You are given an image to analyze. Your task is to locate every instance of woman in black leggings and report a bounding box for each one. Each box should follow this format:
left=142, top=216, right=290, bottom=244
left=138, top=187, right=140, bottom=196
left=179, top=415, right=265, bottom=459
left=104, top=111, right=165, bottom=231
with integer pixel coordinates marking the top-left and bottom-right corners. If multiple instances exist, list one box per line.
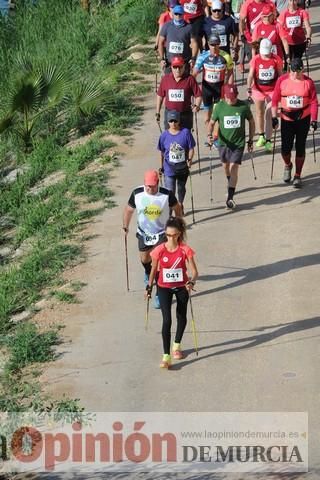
left=146, top=217, right=198, bottom=369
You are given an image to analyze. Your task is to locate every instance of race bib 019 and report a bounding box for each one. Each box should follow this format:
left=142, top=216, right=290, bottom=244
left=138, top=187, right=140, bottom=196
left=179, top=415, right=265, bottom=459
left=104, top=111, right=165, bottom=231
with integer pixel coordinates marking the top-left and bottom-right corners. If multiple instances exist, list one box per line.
left=286, top=15, right=301, bottom=28
left=168, top=89, right=185, bottom=101
left=258, top=67, right=275, bottom=81
left=224, top=115, right=241, bottom=128
left=204, top=70, right=220, bottom=83
left=143, top=232, right=160, bottom=246
left=163, top=268, right=183, bottom=283
left=169, top=150, right=186, bottom=163
left=169, top=41, right=184, bottom=54
left=184, top=2, right=197, bottom=13
left=286, top=95, right=303, bottom=109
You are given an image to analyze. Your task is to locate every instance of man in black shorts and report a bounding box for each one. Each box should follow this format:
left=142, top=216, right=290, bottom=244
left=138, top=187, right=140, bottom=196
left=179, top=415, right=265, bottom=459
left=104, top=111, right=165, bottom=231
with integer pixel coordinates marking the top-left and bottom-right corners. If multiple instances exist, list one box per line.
left=123, top=170, right=181, bottom=307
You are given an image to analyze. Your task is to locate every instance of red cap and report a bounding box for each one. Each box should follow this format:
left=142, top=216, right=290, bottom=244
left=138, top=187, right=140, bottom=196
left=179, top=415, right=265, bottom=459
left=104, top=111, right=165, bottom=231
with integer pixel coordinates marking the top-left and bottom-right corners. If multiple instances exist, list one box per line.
left=144, top=170, right=159, bottom=186
left=171, top=56, right=185, bottom=67
left=223, top=84, right=238, bottom=99
left=262, top=4, right=274, bottom=15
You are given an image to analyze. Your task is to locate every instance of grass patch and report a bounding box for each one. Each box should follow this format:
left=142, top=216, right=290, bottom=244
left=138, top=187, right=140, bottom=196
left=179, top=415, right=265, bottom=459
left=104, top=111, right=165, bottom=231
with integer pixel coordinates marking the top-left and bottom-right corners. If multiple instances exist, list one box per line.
left=50, top=290, right=78, bottom=304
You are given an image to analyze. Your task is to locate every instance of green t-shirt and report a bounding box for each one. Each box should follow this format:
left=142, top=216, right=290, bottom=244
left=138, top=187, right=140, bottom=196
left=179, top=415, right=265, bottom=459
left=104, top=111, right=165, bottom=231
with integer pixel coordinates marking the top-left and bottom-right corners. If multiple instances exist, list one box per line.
left=212, top=100, right=253, bottom=150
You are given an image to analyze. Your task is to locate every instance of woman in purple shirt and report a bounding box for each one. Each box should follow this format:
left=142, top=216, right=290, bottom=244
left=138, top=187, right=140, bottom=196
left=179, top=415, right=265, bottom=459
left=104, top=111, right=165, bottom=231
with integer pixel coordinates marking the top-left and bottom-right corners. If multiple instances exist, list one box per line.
left=157, top=110, right=196, bottom=214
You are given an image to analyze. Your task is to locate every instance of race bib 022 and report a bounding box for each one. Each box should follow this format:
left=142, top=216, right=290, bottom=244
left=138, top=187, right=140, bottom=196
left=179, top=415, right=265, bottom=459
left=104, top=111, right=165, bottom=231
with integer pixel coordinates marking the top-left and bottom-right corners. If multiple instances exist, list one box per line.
left=286, top=15, right=301, bottom=28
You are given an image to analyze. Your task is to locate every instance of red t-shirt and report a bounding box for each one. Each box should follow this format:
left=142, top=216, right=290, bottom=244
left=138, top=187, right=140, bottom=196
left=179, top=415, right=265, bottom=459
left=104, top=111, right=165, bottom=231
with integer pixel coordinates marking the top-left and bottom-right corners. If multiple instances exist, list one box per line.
left=240, top=0, right=276, bottom=42
left=180, top=0, right=205, bottom=21
left=278, top=8, right=309, bottom=45
left=250, top=54, right=283, bottom=92
left=158, top=11, right=172, bottom=27
left=151, top=242, right=195, bottom=288
left=252, top=22, right=283, bottom=58
left=157, top=73, right=202, bottom=112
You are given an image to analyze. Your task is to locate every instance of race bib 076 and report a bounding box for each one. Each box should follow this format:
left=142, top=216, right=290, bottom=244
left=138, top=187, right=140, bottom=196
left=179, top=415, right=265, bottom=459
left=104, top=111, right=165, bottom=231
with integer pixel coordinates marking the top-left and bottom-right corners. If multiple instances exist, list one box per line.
left=286, top=16, right=301, bottom=28
left=168, top=89, right=185, bottom=101
left=163, top=268, right=183, bottom=283
left=169, top=41, right=184, bottom=54
left=224, top=115, right=241, bottom=129
left=286, top=95, right=303, bottom=108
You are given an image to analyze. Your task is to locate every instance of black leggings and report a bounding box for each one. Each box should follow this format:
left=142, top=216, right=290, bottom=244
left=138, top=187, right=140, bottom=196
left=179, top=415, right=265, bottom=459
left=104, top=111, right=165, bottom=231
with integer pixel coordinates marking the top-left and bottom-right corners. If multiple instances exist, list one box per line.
left=281, top=115, right=310, bottom=156
left=158, top=286, right=189, bottom=355
left=289, top=42, right=306, bottom=60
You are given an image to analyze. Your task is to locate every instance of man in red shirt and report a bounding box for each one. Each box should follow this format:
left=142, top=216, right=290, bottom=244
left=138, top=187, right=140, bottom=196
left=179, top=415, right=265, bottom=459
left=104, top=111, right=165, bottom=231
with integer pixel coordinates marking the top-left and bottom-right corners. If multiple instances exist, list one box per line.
left=156, top=55, right=202, bottom=130
left=271, top=57, right=318, bottom=188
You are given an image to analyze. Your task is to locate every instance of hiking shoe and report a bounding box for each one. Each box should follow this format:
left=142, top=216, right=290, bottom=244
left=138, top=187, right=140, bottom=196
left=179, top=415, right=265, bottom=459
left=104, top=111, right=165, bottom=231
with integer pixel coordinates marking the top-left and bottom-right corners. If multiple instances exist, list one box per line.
left=154, top=295, right=161, bottom=309
left=293, top=175, right=302, bottom=188
left=265, top=140, right=272, bottom=152
left=256, top=135, right=266, bottom=148
left=283, top=164, right=293, bottom=183
left=144, top=273, right=149, bottom=286
left=226, top=198, right=236, bottom=209
left=172, top=349, right=184, bottom=360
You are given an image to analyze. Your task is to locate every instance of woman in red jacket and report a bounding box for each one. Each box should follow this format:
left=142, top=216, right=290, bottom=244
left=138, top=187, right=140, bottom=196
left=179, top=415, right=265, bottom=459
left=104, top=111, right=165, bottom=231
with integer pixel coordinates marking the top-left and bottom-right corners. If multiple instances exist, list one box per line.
left=278, top=0, right=312, bottom=61
left=271, top=57, right=318, bottom=188
left=146, top=216, right=198, bottom=369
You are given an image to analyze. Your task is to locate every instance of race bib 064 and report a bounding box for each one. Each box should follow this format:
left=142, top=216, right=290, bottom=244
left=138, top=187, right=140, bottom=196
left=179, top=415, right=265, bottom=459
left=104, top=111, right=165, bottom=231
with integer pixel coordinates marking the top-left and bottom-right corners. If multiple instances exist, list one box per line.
left=169, top=41, right=184, bottom=54
left=168, top=89, right=185, bottom=101
left=224, top=115, right=241, bottom=129
left=163, top=268, right=183, bottom=283
left=143, top=232, right=160, bottom=246
left=286, top=95, right=303, bottom=108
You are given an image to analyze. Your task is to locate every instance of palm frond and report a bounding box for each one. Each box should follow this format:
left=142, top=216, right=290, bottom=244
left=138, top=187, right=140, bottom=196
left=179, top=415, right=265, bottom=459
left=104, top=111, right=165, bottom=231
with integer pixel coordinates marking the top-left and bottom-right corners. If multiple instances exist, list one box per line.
left=37, top=64, right=70, bottom=108
left=73, top=79, right=107, bottom=117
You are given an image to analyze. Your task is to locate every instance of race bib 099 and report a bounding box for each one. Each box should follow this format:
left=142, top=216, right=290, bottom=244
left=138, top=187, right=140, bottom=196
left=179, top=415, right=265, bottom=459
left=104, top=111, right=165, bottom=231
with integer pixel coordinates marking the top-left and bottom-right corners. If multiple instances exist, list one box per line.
left=224, top=115, right=241, bottom=128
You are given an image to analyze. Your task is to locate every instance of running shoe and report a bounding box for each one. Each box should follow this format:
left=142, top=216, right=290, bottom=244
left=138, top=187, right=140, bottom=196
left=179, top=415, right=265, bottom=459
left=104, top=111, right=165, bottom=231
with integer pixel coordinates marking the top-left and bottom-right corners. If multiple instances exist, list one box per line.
left=226, top=198, right=236, bottom=210
left=256, top=135, right=266, bottom=148
left=154, top=295, right=161, bottom=309
left=172, top=349, right=184, bottom=360
left=160, top=355, right=171, bottom=369
left=264, top=140, right=272, bottom=152
left=293, top=175, right=302, bottom=188
left=283, top=164, right=293, bottom=183
left=144, top=273, right=149, bottom=286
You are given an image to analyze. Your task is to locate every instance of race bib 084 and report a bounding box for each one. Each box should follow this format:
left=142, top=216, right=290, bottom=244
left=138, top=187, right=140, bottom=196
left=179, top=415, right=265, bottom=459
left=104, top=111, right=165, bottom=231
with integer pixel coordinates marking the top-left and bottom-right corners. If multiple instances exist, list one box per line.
left=286, top=95, right=303, bottom=108
left=224, top=115, right=241, bottom=129
left=168, top=89, right=185, bottom=101
left=286, top=16, right=301, bottom=28
left=163, top=268, right=183, bottom=283
left=169, top=41, right=184, bottom=54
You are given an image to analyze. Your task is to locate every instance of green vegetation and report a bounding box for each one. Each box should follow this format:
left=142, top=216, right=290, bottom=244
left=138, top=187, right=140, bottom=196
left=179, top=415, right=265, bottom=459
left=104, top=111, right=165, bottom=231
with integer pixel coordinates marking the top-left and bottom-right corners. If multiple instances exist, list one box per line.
left=0, top=0, right=161, bottom=410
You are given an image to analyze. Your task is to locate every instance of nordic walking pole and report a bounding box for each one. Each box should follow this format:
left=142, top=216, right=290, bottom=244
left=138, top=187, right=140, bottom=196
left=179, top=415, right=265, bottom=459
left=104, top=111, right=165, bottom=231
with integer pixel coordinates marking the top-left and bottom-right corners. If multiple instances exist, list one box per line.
left=124, top=234, right=130, bottom=291
left=145, top=296, right=150, bottom=331
left=250, top=151, right=257, bottom=180
left=209, top=145, right=213, bottom=202
left=271, top=128, right=277, bottom=180
left=312, top=130, right=316, bottom=163
left=189, top=291, right=199, bottom=356
left=194, top=111, right=201, bottom=174
left=157, top=119, right=162, bottom=134
left=188, top=170, right=196, bottom=224
left=305, top=51, right=310, bottom=76
left=155, top=50, right=159, bottom=93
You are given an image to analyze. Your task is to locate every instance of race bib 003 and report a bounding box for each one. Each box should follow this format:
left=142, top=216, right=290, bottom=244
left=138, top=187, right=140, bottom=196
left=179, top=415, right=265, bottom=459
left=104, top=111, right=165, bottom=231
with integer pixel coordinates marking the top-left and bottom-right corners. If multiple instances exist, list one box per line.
left=224, top=115, right=241, bottom=129
left=163, top=268, right=183, bottom=283
left=184, top=2, right=197, bottom=13
left=286, top=16, right=301, bottom=28
left=169, top=41, right=184, bottom=54
left=286, top=95, right=303, bottom=108
left=169, top=149, right=186, bottom=163
left=258, top=67, right=275, bottom=81
left=168, top=89, right=185, bottom=101
left=143, top=232, right=160, bottom=246
left=204, top=70, right=220, bottom=83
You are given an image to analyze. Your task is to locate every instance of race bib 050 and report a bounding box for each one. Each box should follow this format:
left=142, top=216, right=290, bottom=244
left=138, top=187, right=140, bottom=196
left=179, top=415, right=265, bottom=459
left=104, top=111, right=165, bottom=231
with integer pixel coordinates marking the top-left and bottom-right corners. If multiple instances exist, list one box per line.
left=168, top=89, right=185, bottom=101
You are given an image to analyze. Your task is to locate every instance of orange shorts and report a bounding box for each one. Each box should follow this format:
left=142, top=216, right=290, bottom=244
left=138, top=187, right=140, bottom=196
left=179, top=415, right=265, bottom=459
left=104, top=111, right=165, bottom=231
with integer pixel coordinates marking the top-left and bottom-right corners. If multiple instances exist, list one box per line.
left=252, top=88, right=273, bottom=103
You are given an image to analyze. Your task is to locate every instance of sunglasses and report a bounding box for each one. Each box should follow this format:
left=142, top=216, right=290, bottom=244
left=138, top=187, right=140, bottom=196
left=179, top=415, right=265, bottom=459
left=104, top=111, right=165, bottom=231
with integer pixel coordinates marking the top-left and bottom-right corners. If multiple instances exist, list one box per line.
left=166, top=232, right=179, bottom=237
left=212, top=9, right=222, bottom=12
left=172, top=65, right=184, bottom=69
left=168, top=119, right=179, bottom=123
left=174, top=12, right=183, bottom=15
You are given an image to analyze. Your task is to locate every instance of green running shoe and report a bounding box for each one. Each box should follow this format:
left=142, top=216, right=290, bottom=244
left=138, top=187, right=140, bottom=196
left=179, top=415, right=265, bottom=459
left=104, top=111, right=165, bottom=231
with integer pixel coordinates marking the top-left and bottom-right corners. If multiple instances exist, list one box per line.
left=265, top=140, right=272, bottom=152
left=256, top=135, right=266, bottom=147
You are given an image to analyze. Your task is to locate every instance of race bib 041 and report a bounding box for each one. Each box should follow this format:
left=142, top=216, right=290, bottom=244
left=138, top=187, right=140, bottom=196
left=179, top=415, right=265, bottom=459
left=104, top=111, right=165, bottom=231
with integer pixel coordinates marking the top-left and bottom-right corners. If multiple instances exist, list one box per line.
left=163, top=268, right=183, bottom=283
left=224, top=115, right=241, bottom=129
left=286, top=95, right=303, bottom=109
left=169, top=41, right=184, bottom=54
left=168, top=89, right=185, bottom=101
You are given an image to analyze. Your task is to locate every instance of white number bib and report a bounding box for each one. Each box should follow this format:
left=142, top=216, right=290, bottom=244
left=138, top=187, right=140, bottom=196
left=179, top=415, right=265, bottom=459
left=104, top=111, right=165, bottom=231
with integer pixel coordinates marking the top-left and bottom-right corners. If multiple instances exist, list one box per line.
left=204, top=70, right=220, bottom=83
left=143, top=232, right=160, bottom=246
left=169, top=150, right=186, bottom=163
left=168, top=89, right=185, bottom=101
left=286, top=16, right=301, bottom=28
left=286, top=95, right=303, bottom=108
left=258, top=67, right=275, bottom=80
left=184, top=2, right=197, bottom=13
left=169, top=41, right=184, bottom=54
left=163, top=268, right=183, bottom=283
left=219, top=34, right=227, bottom=47
left=224, top=115, right=241, bottom=128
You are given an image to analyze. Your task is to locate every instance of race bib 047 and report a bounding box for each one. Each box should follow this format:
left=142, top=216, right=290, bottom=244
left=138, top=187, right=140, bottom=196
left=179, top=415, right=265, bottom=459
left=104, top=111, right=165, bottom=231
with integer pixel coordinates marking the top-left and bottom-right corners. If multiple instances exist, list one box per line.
left=169, top=150, right=186, bottom=163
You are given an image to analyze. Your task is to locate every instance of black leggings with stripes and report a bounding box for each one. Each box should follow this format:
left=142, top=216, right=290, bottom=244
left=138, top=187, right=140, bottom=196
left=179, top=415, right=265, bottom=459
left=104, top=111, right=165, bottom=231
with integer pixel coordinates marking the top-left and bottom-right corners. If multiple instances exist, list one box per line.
left=157, top=286, right=189, bottom=355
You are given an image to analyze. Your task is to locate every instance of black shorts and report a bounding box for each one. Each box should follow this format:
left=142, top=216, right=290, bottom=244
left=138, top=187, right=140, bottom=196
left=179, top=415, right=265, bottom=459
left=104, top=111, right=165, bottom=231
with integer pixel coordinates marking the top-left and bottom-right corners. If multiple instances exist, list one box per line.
left=218, top=146, right=244, bottom=165
left=202, top=81, right=223, bottom=109
left=136, top=232, right=166, bottom=252
left=189, top=15, right=204, bottom=39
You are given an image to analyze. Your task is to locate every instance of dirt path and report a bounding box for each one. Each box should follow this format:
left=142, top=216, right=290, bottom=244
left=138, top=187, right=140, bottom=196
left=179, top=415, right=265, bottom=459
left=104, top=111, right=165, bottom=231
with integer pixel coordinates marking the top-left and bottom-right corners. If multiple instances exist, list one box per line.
left=36, top=17, right=320, bottom=479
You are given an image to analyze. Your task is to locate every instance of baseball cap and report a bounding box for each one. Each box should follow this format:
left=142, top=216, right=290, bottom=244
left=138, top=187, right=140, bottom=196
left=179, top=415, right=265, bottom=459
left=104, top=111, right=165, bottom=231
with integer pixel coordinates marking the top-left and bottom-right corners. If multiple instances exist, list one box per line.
left=171, top=55, right=185, bottom=67
left=211, top=0, right=223, bottom=9
left=167, top=110, right=181, bottom=122
left=173, top=5, right=184, bottom=14
left=290, top=57, right=304, bottom=71
left=260, top=38, right=272, bottom=55
left=168, top=0, right=179, bottom=7
left=208, top=33, right=220, bottom=45
left=144, top=170, right=159, bottom=186
left=223, top=84, right=238, bottom=99
left=262, top=4, right=274, bottom=15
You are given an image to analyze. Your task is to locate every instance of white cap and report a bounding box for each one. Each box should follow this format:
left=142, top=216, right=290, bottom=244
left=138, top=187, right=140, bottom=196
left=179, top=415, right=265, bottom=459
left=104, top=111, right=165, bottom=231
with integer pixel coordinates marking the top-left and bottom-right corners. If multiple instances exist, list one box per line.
left=260, top=38, right=272, bottom=55
left=211, top=0, right=223, bottom=10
